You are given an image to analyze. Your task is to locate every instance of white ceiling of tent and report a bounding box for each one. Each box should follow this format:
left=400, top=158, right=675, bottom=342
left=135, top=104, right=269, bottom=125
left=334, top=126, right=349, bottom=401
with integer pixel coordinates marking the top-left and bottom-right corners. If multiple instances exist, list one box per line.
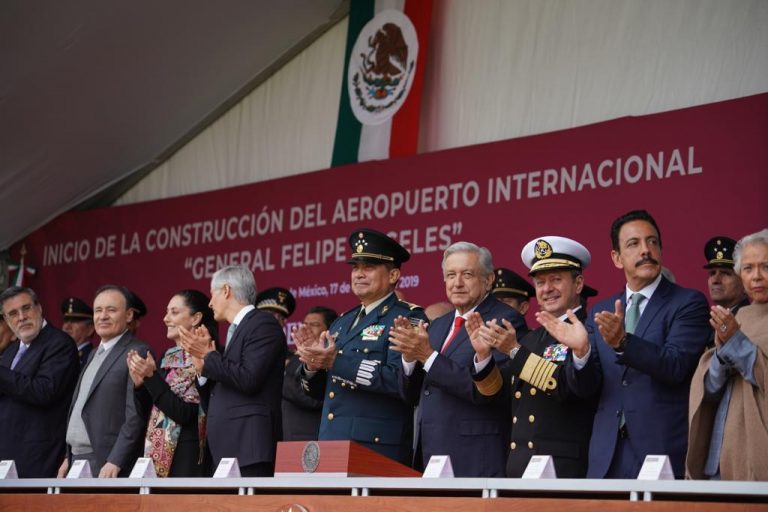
left=0, top=0, right=346, bottom=250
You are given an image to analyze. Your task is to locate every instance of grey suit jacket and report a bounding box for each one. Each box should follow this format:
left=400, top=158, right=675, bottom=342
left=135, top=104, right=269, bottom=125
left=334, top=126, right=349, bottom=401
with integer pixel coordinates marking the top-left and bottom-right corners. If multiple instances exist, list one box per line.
left=67, top=331, right=150, bottom=475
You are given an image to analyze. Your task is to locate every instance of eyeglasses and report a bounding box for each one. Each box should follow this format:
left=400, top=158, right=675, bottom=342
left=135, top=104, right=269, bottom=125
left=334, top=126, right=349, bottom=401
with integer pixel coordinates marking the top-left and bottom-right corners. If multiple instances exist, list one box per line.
left=3, top=303, right=35, bottom=321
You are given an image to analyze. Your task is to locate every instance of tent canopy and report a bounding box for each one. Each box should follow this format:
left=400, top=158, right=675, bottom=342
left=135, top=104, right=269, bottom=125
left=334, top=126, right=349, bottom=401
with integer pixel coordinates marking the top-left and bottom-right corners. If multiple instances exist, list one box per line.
left=0, top=0, right=346, bottom=250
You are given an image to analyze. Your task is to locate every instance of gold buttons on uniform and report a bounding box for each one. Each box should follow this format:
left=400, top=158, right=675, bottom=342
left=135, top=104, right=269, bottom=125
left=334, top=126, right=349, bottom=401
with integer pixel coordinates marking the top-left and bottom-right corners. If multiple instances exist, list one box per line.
left=510, top=442, right=517, bottom=450
left=329, top=392, right=335, bottom=399
left=515, top=391, right=522, bottom=399
left=363, top=348, right=369, bottom=353
left=341, top=382, right=346, bottom=387
left=530, top=388, right=537, bottom=396
left=338, top=350, right=344, bottom=355
left=528, top=441, right=534, bottom=449
left=513, top=416, right=518, bottom=424
left=529, top=415, right=535, bottom=423
left=327, top=413, right=334, bottom=420
left=374, top=437, right=380, bottom=443
left=332, top=378, right=337, bottom=384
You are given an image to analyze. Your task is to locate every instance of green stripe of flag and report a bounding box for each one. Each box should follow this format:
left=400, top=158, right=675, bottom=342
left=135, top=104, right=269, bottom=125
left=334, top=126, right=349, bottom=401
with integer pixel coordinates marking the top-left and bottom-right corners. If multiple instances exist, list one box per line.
left=331, top=0, right=375, bottom=167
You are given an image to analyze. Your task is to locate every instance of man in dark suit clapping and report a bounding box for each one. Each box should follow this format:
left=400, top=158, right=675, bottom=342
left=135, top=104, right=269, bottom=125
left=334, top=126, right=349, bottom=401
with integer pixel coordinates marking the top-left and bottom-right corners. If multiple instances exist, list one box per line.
left=389, top=242, right=526, bottom=476
left=537, top=210, right=710, bottom=478
left=181, top=265, right=286, bottom=477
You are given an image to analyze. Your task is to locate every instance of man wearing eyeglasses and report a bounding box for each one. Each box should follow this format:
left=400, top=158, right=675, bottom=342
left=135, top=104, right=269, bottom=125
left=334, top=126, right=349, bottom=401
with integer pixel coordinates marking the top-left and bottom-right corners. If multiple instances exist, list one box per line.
left=0, top=286, right=80, bottom=477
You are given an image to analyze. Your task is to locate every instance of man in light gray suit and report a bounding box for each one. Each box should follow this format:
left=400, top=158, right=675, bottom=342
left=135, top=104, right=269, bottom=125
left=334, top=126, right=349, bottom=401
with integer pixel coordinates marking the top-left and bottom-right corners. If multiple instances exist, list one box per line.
left=58, top=285, right=150, bottom=478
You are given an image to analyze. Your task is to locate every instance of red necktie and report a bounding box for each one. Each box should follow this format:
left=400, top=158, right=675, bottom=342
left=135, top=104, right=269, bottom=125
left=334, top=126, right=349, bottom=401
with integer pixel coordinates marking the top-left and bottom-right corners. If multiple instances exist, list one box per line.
left=441, top=316, right=465, bottom=354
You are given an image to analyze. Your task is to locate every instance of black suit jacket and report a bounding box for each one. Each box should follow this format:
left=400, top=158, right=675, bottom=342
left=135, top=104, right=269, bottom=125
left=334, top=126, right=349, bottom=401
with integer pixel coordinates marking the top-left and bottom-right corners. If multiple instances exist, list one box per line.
left=202, top=308, right=286, bottom=469
left=0, top=323, right=79, bottom=477
left=282, top=353, right=322, bottom=441
left=488, top=308, right=596, bottom=477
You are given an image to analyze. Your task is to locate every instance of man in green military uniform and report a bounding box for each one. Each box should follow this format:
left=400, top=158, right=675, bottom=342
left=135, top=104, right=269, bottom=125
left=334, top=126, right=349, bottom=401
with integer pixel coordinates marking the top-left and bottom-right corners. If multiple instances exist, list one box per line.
left=293, top=228, right=427, bottom=464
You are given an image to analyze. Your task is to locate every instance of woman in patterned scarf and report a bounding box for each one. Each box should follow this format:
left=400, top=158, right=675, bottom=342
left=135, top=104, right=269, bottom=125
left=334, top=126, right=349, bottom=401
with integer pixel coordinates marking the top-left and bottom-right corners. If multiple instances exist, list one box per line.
left=127, top=289, right=219, bottom=477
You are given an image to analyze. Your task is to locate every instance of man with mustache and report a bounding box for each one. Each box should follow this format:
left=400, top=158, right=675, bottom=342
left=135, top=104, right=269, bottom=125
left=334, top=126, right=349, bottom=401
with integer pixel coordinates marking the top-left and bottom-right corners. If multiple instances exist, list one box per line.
left=538, top=210, right=710, bottom=478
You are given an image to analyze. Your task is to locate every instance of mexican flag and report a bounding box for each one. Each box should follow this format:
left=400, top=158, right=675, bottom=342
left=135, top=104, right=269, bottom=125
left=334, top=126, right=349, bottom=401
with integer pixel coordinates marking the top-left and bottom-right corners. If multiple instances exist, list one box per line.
left=331, top=0, right=433, bottom=166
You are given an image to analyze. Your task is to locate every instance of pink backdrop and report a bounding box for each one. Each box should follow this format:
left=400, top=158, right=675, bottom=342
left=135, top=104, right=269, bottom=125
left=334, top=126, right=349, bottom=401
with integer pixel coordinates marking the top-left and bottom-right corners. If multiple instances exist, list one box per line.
left=12, top=93, right=768, bottom=354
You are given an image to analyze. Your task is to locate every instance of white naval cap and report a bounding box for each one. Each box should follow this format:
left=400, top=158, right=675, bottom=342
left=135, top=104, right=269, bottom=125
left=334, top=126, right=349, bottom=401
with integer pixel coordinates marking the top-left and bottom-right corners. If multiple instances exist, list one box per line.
left=521, top=236, right=591, bottom=276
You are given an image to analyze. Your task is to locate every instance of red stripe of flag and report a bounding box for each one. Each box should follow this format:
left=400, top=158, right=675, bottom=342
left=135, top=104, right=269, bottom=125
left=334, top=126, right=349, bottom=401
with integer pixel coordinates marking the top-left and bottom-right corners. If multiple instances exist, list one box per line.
left=389, top=0, right=434, bottom=158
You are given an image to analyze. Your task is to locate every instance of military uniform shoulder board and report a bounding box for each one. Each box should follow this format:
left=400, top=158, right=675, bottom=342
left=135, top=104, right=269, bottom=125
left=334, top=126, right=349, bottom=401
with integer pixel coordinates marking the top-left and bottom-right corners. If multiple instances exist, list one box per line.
left=397, top=299, right=423, bottom=311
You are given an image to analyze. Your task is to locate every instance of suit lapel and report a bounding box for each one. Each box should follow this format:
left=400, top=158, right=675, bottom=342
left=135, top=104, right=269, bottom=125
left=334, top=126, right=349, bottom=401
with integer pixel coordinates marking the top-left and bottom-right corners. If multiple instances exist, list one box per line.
left=331, top=309, right=356, bottom=350
left=633, top=277, right=671, bottom=338
left=343, top=294, right=397, bottom=345
left=0, top=341, right=19, bottom=369
left=430, top=314, right=453, bottom=352
left=224, top=309, right=255, bottom=357
left=86, top=333, right=131, bottom=402
left=443, top=294, right=498, bottom=357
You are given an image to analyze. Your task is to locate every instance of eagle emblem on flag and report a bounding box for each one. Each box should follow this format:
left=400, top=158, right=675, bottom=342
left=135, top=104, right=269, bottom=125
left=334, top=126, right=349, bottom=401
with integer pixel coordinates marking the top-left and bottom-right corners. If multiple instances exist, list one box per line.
left=348, top=10, right=419, bottom=126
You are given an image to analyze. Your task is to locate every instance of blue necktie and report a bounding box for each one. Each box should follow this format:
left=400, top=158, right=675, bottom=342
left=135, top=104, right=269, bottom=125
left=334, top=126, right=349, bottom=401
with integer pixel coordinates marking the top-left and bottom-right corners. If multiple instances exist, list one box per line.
left=226, top=323, right=238, bottom=347
left=11, top=343, right=28, bottom=370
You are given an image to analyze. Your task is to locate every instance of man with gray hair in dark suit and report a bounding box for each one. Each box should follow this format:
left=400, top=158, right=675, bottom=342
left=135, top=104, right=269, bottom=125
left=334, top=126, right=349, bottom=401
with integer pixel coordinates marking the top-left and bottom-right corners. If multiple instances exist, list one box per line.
left=58, top=285, right=150, bottom=478
left=181, top=265, right=286, bottom=476
left=0, top=286, right=79, bottom=477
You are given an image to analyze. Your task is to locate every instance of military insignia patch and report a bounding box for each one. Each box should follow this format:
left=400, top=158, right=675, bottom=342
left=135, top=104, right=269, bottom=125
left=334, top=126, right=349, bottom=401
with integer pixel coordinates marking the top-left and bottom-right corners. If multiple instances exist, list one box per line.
left=542, top=343, right=570, bottom=362
left=535, top=239, right=553, bottom=260
left=361, top=324, right=385, bottom=340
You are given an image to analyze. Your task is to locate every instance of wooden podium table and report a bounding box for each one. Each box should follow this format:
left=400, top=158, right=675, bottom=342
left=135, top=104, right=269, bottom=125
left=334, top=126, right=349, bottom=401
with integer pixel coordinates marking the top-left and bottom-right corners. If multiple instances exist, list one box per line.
left=274, top=440, right=421, bottom=477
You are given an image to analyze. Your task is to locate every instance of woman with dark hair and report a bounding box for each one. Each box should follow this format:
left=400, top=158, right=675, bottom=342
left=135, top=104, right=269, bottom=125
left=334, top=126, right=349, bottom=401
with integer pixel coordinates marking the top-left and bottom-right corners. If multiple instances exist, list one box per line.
left=127, top=289, right=218, bottom=477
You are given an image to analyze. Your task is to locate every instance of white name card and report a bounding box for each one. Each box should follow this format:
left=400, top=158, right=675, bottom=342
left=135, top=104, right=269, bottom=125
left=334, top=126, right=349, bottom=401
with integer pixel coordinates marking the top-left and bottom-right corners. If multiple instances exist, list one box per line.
left=129, top=457, right=157, bottom=478
left=213, top=457, right=241, bottom=478
left=522, top=455, right=557, bottom=479
left=422, top=455, right=454, bottom=478
left=0, top=460, right=18, bottom=479
left=637, top=455, right=674, bottom=480
left=66, top=459, right=93, bottom=479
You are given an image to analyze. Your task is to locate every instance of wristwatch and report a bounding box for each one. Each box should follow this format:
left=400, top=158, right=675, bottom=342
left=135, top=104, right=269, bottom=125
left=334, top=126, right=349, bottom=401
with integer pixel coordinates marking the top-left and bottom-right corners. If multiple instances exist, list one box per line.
left=614, top=333, right=629, bottom=353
